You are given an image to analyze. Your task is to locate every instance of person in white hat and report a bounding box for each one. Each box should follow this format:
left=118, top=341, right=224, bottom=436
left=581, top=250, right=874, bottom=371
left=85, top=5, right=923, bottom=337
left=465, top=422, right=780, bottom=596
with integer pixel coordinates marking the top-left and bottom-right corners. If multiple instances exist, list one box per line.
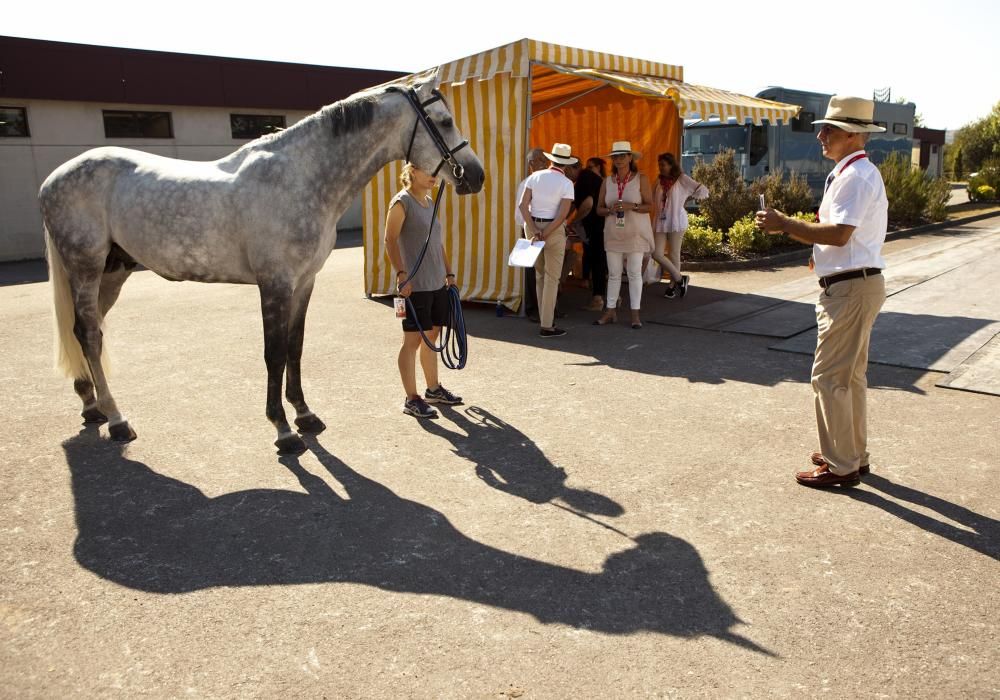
left=593, top=141, right=655, bottom=329
left=518, top=143, right=578, bottom=338
left=756, top=96, right=889, bottom=488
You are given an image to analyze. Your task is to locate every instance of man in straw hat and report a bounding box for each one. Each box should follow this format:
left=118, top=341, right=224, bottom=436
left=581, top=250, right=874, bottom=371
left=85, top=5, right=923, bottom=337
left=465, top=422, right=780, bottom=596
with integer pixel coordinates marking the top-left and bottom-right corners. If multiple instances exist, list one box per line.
left=756, top=96, right=889, bottom=488
left=519, top=143, right=578, bottom=338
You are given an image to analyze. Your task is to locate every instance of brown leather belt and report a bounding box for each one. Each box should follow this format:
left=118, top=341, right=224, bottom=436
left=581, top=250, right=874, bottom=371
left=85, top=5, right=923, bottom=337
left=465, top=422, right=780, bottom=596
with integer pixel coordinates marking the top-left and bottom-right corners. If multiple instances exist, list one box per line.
left=532, top=217, right=554, bottom=223
left=819, top=267, right=881, bottom=289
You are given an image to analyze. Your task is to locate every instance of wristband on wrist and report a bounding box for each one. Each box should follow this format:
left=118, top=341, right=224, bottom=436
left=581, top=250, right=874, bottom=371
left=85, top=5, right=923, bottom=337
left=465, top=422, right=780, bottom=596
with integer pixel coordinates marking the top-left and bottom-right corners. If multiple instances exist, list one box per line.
left=396, top=270, right=406, bottom=277
left=446, top=273, right=455, bottom=278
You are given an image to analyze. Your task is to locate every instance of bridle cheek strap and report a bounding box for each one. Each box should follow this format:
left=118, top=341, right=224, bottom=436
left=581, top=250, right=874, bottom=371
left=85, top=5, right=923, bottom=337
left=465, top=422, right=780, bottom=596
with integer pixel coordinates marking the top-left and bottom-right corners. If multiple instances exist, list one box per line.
left=391, top=86, right=469, bottom=183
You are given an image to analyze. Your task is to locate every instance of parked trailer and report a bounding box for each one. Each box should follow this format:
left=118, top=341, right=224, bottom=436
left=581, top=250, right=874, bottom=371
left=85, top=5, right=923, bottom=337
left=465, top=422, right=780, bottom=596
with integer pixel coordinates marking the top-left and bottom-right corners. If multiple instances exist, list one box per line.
left=682, top=87, right=915, bottom=202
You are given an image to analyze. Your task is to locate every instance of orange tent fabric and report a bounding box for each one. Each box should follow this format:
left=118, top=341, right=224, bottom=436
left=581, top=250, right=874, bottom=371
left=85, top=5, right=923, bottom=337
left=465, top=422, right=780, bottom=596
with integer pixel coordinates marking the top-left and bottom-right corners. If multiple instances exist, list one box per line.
left=530, top=66, right=681, bottom=183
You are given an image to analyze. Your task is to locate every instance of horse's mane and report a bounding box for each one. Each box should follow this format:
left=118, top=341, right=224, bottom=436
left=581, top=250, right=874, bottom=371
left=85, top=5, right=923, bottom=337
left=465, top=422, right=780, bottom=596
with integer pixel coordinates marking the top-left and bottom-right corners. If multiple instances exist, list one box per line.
left=327, top=91, right=378, bottom=137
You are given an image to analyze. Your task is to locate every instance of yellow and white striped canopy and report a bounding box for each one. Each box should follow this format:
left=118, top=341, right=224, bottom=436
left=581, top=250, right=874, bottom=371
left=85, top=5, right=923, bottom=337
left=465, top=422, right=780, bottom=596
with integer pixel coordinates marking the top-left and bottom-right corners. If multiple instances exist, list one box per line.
left=362, top=39, right=799, bottom=308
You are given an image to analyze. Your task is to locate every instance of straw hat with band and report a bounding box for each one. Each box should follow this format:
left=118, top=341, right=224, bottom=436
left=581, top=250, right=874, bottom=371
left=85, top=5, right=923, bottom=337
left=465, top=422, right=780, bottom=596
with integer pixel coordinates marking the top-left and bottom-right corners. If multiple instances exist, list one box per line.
left=543, top=143, right=580, bottom=166
left=812, top=96, right=887, bottom=133
left=605, top=141, right=642, bottom=159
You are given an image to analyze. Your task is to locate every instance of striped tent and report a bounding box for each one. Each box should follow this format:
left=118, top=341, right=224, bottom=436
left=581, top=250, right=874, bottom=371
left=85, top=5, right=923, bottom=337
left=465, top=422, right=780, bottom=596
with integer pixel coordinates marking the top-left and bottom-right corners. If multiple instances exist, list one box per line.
left=362, top=39, right=799, bottom=309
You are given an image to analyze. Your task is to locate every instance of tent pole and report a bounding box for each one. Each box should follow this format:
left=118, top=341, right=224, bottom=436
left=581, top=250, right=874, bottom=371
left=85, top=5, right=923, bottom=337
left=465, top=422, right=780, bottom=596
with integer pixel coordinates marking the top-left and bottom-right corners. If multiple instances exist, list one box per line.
left=518, top=62, right=535, bottom=318
left=530, top=83, right=609, bottom=121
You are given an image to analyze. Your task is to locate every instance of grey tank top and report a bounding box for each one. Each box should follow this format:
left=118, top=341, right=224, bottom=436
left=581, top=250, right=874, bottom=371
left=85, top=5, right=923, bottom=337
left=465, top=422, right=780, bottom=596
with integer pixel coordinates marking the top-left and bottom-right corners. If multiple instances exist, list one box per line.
left=392, top=190, right=447, bottom=292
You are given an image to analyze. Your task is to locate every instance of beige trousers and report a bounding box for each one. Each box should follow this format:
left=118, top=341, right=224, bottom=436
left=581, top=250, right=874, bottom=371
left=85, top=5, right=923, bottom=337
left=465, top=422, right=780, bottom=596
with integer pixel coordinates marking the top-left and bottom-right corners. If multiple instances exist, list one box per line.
left=651, top=230, right=684, bottom=282
left=534, top=230, right=566, bottom=328
left=812, top=273, right=886, bottom=475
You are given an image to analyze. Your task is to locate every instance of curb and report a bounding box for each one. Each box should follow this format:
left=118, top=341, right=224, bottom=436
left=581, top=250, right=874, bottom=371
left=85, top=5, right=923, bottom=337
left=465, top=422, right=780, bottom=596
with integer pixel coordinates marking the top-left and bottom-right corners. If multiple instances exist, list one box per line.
left=682, top=208, right=1000, bottom=272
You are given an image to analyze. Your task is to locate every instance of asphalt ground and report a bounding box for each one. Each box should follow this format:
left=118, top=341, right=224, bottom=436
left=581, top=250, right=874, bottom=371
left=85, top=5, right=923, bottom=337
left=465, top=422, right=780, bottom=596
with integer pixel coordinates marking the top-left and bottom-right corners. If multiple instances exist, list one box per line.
left=1, top=220, right=998, bottom=698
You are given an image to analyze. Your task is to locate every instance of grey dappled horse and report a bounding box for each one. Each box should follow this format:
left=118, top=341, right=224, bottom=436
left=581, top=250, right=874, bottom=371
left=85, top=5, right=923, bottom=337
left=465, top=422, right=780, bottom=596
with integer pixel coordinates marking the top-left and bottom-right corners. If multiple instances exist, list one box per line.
left=40, top=79, right=484, bottom=454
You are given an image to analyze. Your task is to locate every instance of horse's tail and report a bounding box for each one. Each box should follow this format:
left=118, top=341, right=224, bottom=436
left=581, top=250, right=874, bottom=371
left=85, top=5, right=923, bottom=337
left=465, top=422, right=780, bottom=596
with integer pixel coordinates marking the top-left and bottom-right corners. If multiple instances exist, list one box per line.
left=46, top=227, right=91, bottom=381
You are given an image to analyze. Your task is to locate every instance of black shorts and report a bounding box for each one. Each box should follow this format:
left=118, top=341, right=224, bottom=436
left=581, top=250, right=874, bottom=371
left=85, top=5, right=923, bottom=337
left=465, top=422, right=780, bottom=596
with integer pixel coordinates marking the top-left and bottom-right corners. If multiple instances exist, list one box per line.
left=402, top=286, right=450, bottom=332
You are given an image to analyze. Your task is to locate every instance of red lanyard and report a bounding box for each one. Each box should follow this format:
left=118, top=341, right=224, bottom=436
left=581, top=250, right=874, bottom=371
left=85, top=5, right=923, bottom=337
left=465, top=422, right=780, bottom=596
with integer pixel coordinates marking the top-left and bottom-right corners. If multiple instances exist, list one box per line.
left=616, top=171, right=633, bottom=200
left=549, top=165, right=565, bottom=175
left=659, top=176, right=676, bottom=207
left=834, top=153, right=867, bottom=181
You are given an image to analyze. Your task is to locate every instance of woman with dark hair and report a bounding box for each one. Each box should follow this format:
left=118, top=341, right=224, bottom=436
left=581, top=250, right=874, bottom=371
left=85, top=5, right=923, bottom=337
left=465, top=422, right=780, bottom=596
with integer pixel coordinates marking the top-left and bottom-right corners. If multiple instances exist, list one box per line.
left=651, top=152, right=708, bottom=298
left=586, top=157, right=607, bottom=178
left=593, top=141, right=654, bottom=329
left=576, top=157, right=607, bottom=311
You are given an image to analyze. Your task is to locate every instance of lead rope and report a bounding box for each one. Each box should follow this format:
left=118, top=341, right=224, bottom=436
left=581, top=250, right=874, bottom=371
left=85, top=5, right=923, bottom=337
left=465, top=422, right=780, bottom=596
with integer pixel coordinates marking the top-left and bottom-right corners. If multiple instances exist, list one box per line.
left=397, top=185, right=468, bottom=370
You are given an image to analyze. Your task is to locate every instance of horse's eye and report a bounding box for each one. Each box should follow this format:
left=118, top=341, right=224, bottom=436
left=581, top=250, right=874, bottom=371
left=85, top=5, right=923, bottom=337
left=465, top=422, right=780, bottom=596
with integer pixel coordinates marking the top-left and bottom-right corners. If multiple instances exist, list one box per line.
left=439, top=117, right=453, bottom=129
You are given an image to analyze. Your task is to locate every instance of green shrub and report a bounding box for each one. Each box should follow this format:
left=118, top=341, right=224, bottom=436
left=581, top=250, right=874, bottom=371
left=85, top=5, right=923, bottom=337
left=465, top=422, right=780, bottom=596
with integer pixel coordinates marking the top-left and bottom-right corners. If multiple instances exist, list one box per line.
left=684, top=221, right=724, bottom=257
left=975, top=184, right=997, bottom=200
left=749, top=171, right=814, bottom=217
left=923, top=176, right=951, bottom=221
left=727, top=215, right=759, bottom=256
left=967, top=160, right=1000, bottom=200
left=878, top=152, right=955, bottom=225
left=691, top=148, right=756, bottom=232
left=687, top=212, right=710, bottom=229
left=879, top=152, right=928, bottom=225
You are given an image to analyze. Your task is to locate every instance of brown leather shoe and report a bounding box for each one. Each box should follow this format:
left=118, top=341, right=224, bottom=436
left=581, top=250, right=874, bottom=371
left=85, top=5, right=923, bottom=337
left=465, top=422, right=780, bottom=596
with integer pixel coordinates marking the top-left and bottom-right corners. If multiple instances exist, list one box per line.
left=796, top=463, right=861, bottom=488
left=811, top=452, right=870, bottom=476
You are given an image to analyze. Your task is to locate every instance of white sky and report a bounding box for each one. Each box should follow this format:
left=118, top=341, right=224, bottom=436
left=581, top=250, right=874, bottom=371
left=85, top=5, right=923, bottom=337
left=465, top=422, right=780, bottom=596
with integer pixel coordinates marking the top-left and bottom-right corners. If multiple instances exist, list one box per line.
left=6, top=0, right=998, bottom=130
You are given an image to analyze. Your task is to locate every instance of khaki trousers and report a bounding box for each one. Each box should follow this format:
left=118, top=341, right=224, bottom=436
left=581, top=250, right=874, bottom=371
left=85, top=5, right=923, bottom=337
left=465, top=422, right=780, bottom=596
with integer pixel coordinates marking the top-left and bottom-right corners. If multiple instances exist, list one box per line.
left=534, top=231, right=566, bottom=328
left=812, top=273, right=886, bottom=475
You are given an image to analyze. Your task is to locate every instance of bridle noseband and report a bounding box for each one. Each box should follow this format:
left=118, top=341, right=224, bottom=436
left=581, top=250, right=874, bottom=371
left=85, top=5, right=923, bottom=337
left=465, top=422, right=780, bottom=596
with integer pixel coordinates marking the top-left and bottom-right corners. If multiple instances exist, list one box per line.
left=387, top=85, right=470, bottom=184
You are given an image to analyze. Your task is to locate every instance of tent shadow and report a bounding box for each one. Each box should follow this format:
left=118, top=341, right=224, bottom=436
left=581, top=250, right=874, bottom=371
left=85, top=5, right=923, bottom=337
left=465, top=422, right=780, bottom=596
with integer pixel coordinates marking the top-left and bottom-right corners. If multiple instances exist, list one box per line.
left=65, top=428, right=773, bottom=655
left=467, top=285, right=931, bottom=394
left=834, top=474, right=1000, bottom=561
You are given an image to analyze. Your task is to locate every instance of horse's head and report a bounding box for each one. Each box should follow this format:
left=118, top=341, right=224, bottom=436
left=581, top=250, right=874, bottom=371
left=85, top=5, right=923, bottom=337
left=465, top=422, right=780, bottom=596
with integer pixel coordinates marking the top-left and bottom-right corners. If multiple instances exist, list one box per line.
left=389, top=82, right=485, bottom=195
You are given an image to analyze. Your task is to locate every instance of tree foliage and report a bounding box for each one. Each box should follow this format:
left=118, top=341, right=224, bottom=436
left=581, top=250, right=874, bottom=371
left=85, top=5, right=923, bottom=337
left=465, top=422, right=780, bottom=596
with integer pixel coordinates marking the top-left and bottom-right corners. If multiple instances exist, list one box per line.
left=945, top=101, right=1000, bottom=179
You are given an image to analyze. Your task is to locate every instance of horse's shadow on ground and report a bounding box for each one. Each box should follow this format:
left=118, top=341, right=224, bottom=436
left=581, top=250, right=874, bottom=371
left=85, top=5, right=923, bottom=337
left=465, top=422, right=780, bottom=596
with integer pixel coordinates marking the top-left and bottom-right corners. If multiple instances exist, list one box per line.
left=65, top=428, right=771, bottom=654
left=417, top=405, right=625, bottom=525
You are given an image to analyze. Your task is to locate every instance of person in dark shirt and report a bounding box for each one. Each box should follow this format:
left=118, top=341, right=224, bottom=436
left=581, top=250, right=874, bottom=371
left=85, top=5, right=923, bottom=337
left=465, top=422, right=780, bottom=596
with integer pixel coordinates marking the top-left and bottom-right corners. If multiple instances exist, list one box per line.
left=576, top=159, right=607, bottom=311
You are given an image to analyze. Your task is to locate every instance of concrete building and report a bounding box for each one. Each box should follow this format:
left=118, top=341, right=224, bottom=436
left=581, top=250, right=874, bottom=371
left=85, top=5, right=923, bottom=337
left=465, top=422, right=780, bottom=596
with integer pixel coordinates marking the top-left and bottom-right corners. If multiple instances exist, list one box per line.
left=912, top=126, right=947, bottom=178
left=0, top=36, right=404, bottom=261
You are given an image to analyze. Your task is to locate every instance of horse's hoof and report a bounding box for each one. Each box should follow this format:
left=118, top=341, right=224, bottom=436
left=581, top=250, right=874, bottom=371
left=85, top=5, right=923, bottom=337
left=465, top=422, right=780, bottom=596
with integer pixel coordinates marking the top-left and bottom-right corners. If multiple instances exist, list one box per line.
left=295, top=414, right=327, bottom=434
left=109, top=421, right=137, bottom=442
left=275, top=433, right=307, bottom=455
left=81, top=407, right=108, bottom=424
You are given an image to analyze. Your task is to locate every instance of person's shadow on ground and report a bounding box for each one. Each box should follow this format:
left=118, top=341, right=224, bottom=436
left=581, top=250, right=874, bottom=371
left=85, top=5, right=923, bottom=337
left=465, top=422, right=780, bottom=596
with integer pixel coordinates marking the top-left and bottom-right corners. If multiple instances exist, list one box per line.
left=416, top=405, right=624, bottom=523
left=64, top=428, right=771, bottom=654
left=836, top=474, right=1000, bottom=561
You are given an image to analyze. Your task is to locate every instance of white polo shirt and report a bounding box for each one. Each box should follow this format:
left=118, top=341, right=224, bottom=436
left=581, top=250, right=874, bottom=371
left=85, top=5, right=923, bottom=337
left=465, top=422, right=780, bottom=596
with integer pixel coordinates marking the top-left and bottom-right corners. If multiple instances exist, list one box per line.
left=514, top=177, right=528, bottom=228
left=522, top=166, right=574, bottom=219
left=814, top=150, right=888, bottom=278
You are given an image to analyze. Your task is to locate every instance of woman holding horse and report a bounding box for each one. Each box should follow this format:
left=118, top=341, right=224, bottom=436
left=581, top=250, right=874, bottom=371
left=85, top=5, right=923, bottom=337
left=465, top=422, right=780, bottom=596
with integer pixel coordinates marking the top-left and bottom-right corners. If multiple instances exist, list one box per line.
left=384, top=163, right=463, bottom=419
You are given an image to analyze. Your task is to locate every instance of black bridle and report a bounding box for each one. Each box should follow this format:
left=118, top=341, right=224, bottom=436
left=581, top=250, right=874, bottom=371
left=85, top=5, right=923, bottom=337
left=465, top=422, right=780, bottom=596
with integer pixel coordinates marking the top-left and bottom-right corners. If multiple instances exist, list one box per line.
left=386, top=85, right=470, bottom=185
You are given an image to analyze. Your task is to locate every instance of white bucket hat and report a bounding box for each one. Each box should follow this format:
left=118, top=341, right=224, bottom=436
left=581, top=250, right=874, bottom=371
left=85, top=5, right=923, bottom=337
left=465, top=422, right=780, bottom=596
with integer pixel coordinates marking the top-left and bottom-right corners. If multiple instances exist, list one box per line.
left=543, top=143, right=579, bottom=165
left=812, top=96, right=887, bottom=133
left=605, top=141, right=642, bottom=159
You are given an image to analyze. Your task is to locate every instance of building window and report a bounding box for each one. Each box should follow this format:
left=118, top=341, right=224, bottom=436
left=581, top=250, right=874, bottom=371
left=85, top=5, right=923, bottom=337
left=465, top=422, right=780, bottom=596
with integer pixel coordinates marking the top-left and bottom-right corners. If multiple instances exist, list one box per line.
left=0, top=106, right=30, bottom=137
left=931, top=145, right=938, bottom=154
left=230, top=114, right=286, bottom=139
left=103, top=110, right=173, bottom=138
left=790, top=111, right=814, bottom=133
left=892, top=123, right=908, bottom=135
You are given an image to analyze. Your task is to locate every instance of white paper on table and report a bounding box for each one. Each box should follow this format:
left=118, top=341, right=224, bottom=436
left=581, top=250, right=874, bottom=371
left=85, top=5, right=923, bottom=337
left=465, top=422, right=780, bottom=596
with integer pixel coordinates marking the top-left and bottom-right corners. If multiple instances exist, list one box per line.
left=507, top=238, right=545, bottom=268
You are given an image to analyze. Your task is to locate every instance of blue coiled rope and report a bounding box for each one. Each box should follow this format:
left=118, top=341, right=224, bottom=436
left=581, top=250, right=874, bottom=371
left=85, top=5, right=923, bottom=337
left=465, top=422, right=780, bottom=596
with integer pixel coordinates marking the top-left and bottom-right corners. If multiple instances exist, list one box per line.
left=398, top=185, right=468, bottom=370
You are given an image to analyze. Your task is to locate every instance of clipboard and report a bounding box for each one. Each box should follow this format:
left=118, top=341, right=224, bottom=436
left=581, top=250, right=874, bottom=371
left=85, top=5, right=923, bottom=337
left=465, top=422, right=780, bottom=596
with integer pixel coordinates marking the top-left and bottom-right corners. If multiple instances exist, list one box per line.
left=507, top=238, right=545, bottom=268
